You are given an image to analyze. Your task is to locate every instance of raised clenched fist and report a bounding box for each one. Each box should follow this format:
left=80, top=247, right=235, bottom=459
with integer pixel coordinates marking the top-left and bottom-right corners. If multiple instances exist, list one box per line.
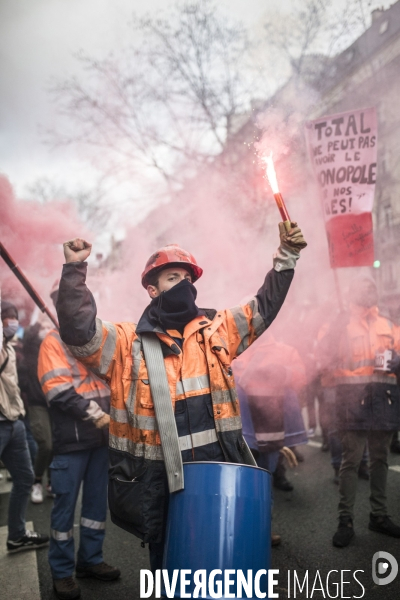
left=63, top=238, right=92, bottom=264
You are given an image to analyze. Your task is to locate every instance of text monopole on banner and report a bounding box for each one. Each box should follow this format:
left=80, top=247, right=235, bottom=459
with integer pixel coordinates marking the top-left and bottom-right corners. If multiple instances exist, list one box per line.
left=305, top=107, right=377, bottom=267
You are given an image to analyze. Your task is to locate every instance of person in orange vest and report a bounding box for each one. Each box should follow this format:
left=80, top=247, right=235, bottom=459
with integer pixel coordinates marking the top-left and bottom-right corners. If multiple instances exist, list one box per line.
left=322, top=276, right=400, bottom=547
left=38, top=286, right=120, bottom=600
left=55, top=223, right=306, bottom=571
left=317, top=319, right=369, bottom=485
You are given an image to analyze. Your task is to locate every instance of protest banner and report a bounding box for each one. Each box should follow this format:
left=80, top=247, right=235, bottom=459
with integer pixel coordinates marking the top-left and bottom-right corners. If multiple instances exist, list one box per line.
left=305, top=107, right=377, bottom=268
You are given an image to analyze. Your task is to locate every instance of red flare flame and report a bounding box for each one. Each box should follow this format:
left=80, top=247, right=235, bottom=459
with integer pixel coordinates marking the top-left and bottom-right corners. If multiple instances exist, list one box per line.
left=262, top=152, right=291, bottom=224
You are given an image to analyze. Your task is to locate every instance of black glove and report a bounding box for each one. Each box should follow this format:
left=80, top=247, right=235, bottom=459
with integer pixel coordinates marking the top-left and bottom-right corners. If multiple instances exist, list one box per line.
left=387, top=351, right=400, bottom=373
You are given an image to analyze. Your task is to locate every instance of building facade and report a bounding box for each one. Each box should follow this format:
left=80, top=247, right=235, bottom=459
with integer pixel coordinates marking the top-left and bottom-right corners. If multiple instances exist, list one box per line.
left=309, top=2, right=400, bottom=314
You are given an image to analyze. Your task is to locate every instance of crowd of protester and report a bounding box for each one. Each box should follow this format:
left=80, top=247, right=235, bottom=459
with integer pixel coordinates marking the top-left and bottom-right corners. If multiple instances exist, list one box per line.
left=1, top=291, right=119, bottom=600
left=235, top=275, right=400, bottom=548
left=1, top=271, right=400, bottom=599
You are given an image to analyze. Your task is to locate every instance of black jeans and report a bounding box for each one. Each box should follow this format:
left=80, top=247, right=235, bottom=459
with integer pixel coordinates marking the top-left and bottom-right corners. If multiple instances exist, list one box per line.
left=0, top=419, right=34, bottom=539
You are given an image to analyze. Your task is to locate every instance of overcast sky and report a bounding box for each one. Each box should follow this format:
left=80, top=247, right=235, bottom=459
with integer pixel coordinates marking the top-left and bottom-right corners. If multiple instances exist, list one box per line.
left=0, top=0, right=271, bottom=195
left=0, top=0, right=394, bottom=204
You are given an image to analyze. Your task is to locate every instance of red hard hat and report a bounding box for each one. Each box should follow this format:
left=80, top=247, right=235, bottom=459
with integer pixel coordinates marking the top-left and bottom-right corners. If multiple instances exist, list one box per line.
left=141, top=244, right=203, bottom=288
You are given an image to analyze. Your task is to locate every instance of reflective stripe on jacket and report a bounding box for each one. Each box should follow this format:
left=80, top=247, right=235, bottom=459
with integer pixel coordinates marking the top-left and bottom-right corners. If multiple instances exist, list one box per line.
left=234, top=335, right=307, bottom=452
left=67, top=302, right=266, bottom=462
left=320, top=306, right=400, bottom=431
left=56, top=260, right=295, bottom=540
left=39, top=331, right=110, bottom=405
left=333, top=306, right=397, bottom=386
left=38, top=330, right=110, bottom=453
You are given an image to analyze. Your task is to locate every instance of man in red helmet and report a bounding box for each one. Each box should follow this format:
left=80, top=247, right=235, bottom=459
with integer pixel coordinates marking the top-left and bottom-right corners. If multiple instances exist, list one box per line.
left=56, top=224, right=306, bottom=570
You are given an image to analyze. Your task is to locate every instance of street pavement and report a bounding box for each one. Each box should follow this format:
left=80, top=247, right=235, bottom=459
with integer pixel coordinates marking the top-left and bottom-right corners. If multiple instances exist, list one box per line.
left=271, top=440, right=400, bottom=599
left=1, top=439, right=399, bottom=600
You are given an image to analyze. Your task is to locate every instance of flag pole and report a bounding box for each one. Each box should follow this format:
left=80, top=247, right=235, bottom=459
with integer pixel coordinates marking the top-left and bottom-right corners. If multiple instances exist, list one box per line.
left=0, top=242, right=59, bottom=329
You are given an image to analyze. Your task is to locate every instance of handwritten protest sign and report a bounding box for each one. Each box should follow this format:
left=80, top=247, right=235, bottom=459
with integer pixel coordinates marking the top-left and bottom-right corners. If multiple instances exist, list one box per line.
left=305, top=107, right=377, bottom=267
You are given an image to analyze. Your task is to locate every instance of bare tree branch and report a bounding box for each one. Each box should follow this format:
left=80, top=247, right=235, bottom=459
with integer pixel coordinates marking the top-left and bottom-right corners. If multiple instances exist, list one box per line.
left=45, top=0, right=269, bottom=200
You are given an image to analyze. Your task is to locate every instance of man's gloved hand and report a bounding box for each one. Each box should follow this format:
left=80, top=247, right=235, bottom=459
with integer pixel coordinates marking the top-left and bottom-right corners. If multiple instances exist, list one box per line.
left=279, top=222, right=307, bottom=251
left=95, top=413, right=110, bottom=429
left=279, top=446, right=298, bottom=468
left=388, top=351, right=400, bottom=373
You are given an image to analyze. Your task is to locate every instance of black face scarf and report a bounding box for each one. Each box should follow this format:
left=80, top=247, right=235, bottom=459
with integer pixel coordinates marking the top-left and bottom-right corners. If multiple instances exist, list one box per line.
left=147, top=279, right=201, bottom=332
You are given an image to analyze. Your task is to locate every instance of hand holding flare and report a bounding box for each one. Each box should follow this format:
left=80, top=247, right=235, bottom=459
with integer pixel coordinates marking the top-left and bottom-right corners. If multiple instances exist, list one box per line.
left=263, top=153, right=307, bottom=251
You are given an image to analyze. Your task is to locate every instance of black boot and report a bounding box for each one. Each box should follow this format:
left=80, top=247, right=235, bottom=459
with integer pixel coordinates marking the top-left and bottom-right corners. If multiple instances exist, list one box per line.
left=53, top=577, right=81, bottom=600
left=390, top=433, right=400, bottom=454
left=369, top=514, right=400, bottom=537
left=333, top=516, right=355, bottom=548
left=390, top=440, right=400, bottom=453
left=273, top=474, right=294, bottom=491
left=273, top=455, right=294, bottom=491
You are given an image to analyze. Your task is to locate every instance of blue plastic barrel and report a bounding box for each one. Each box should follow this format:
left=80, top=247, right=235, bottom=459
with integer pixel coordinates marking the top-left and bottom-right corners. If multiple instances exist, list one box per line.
left=162, top=462, right=271, bottom=599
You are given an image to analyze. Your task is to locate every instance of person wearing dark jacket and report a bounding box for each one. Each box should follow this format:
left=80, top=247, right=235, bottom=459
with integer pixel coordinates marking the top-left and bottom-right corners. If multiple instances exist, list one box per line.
left=18, top=317, right=54, bottom=503
left=0, top=300, right=49, bottom=554
left=54, top=222, right=306, bottom=573
left=321, top=277, right=400, bottom=548
left=38, top=290, right=120, bottom=600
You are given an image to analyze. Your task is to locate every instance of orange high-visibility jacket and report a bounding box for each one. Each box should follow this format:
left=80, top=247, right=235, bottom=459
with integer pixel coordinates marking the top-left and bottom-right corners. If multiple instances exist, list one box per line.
left=332, top=306, right=398, bottom=386
left=57, top=260, right=295, bottom=540
left=318, top=305, right=400, bottom=432
left=69, top=304, right=266, bottom=462
left=38, top=330, right=110, bottom=454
